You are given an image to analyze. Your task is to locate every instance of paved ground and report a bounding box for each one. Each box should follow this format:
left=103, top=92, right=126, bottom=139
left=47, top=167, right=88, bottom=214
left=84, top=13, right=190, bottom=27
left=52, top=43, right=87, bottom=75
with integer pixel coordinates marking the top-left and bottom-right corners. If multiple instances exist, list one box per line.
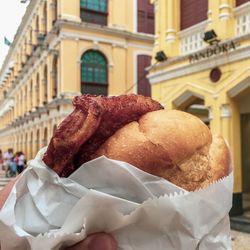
left=232, top=230, right=250, bottom=250
left=0, top=168, right=12, bottom=191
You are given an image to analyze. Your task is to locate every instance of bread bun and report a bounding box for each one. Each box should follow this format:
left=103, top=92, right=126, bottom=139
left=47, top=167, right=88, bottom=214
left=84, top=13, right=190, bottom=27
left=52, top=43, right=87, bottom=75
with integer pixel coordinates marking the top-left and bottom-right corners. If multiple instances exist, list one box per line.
left=92, top=110, right=231, bottom=191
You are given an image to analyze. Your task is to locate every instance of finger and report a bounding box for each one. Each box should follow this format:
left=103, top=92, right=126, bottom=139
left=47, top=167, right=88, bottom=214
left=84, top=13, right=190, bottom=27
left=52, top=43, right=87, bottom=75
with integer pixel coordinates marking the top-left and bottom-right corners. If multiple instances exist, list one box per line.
left=67, top=233, right=117, bottom=250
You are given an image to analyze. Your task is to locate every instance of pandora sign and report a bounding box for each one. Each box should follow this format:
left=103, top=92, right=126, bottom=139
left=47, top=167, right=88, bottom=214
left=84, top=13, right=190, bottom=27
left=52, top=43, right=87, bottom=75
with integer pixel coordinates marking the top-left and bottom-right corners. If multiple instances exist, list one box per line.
left=189, top=41, right=238, bottom=63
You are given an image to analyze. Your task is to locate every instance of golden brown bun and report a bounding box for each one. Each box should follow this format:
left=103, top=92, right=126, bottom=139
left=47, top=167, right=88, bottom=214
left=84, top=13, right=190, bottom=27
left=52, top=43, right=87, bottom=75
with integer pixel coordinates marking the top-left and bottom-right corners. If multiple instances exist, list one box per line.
left=92, top=110, right=231, bottom=191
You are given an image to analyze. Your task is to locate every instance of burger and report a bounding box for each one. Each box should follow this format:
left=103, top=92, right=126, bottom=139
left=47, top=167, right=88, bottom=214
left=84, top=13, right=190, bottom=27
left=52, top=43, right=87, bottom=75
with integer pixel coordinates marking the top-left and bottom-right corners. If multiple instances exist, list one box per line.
left=43, top=94, right=231, bottom=191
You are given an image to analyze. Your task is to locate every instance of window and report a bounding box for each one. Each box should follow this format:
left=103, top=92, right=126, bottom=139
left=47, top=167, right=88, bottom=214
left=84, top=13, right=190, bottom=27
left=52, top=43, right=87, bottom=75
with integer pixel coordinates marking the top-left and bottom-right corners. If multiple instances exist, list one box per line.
left=30, top=132, right=33, bottom=159
left=30, top=80, right=33, bottom=109
left=43, top=65, right=48, bottom=103
left=80, top=0, right=108, bottom=25
left=43, top=128, right=48, bottom=147
left=36, top=73, right=40, bottom=107
left=137, top=55, right=151, bottom=97
left=36, top=129, right=40, bottom=154
left=52, top=56, right=58, bottom=99
left=137, top=0, right=155, bottom=34
left=53, top=124, right=57, bottom=135
left=180, top=0, right=208, bottom=30
left=81, top=50, right=108, bottom=95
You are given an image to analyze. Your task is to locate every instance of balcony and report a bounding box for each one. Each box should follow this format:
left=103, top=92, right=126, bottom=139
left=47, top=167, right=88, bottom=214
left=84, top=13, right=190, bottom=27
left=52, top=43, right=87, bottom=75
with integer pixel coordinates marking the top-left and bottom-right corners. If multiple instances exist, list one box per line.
left=179, top=21, right=207, bottom=55
left=235, top=2, right=250, bottom=36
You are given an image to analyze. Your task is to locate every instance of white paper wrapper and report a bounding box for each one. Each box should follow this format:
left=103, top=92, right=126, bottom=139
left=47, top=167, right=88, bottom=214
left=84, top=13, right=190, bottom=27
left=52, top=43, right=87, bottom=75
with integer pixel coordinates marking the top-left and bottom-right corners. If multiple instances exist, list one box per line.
left=0, top=148, right=233, bottom=250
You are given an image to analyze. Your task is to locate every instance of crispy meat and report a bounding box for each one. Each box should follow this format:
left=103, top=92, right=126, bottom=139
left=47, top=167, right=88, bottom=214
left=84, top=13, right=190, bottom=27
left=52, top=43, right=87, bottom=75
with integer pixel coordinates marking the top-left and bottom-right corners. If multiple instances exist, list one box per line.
left=43, top=96, right=103, bottom=176
left=43, top=94, right=164, bottom=177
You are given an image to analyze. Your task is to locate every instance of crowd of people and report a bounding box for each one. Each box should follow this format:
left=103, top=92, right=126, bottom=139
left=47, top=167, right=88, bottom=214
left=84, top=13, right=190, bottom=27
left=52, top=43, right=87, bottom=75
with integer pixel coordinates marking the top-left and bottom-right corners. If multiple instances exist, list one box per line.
left=0, top=149, right=26, bottom=177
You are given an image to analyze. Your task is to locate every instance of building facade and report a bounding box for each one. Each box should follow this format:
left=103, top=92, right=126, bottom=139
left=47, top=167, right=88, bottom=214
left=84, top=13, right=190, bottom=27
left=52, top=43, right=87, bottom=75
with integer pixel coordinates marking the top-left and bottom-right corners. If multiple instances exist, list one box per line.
left=0, top=0, right=155, bottom=161
left=149, top=0, right=250, bottom=215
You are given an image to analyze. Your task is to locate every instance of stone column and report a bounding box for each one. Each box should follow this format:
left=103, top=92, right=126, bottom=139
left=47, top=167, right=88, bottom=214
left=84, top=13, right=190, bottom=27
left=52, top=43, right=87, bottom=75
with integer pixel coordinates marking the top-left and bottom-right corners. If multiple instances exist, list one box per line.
left=165, top=0, right=179, bottom=56
left=151, top=0, right=163, bottom=62
left=219, top=0, right=234, bottom=39
left=220, top=104, right=231, bottom=143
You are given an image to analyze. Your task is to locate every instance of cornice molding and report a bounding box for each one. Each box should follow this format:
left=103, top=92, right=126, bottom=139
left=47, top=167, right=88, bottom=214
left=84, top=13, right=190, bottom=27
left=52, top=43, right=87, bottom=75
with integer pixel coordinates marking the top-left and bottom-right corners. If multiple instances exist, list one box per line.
left=149, top=43, right=250, bottom=85
left=57, top=20, right=154, bottom=42
left=173, top=90, right=204, bottom=108
left=227, top=76, right=250, bottom=98
left=0, top=99, right=14, bottom=117
left=60, top=31, right=154, bottom=51
left=234, top=1, right=250, bottom=16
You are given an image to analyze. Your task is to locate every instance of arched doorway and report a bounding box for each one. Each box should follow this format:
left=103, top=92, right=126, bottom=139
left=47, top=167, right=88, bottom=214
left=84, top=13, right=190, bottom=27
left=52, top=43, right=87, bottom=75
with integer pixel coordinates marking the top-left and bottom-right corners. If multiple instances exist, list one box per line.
left=43, top=127, right=48, bottom=147
left=173, top=90, right=209, bottom=126
left=25, top=133, right=28, bottom=157
left=80, top=50, right=108, bottom=95
left=52, top=55, right=58, bottom=99
left=43, top=65, right=48, bottom=104
left=36, top=73, right=40, bottom=107
left=30, top=132, right=33, bottom=159
left=228, top=76, right=250, bottom=216
left=36, top=129, right=40, bottom=155
left=53, top=124, right=57, bottom=135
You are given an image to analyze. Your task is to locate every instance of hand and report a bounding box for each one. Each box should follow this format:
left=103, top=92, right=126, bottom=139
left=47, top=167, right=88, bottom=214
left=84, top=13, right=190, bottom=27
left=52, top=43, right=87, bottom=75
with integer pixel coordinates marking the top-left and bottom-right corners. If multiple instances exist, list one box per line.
left=0, top=178, right=117, bottom=250
left=66, top=233, right=117, bottom=250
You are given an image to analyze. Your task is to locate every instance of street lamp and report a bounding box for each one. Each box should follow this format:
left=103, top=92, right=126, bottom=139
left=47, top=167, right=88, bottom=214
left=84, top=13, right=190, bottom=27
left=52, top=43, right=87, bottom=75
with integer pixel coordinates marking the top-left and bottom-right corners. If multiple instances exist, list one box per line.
left=20, top=0, right=29, bottom=3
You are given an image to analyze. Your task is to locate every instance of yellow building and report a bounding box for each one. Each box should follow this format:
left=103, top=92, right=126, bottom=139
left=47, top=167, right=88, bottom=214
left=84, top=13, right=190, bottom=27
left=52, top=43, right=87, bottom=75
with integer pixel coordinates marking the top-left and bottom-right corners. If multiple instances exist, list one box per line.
left=0, top=1, right=154, bottom=160
left=149, top=0, right=250, bottom=216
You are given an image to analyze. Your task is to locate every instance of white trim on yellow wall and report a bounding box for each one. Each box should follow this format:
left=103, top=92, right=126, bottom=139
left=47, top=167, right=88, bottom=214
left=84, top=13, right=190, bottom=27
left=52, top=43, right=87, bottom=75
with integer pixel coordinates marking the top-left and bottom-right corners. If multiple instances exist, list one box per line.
left=220, top=104, right=232, bottom=118
left=60, top=31, right=154, bottom=51
left=234, top=1, right=250, bottom=16
left=60, top=13, right=81, bottom=22
left=0, top=99, right=14, bottom=117
left=219, top=4, right=232, bottom=20
left=77, top=44, right=113, bottom=67
left=227, top=76, right=250, bottom=98
left=61, top=31, right=126, bottom=48
left=172, top=90, right=204, bottom=108
left=133, top=0, right=137, bottom=33
left=149, top=44, right=250, bottom=84
left=178, top=20, right=208, bottom=38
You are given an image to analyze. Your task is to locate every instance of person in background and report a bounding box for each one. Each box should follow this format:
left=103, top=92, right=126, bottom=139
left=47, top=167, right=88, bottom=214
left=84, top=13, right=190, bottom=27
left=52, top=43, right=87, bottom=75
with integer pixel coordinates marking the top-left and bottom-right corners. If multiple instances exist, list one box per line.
left=16, top=151, right=25, bottom=174
left=3, top=149, right=13, bottom=178
left=9, top=154, right=17, bottom=177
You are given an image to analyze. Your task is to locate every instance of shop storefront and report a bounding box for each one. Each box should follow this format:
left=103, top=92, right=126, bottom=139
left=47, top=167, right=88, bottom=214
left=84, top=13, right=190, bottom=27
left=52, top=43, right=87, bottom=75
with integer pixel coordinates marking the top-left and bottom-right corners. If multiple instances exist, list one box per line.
left=149, top=0, right=250, bottom=215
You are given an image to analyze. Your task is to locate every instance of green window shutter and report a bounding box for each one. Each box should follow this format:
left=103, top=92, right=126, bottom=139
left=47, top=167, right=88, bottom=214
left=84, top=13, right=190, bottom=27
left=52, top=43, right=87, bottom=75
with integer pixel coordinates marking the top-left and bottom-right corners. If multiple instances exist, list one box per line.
left=81, top=50, right=108, bottom=95
left=80, top=0, right=107, bottom=12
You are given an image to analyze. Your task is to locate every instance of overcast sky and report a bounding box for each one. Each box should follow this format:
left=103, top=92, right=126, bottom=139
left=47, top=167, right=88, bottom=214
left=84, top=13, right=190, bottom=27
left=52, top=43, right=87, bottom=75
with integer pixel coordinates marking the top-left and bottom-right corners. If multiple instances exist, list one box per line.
left=0, top=0, right=28, bottom=68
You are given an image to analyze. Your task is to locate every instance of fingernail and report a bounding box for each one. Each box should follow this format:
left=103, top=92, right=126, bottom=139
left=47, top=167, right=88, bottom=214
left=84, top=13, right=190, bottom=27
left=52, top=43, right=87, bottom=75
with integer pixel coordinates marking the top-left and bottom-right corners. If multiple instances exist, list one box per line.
left=87, top=234, right=115, bottom=250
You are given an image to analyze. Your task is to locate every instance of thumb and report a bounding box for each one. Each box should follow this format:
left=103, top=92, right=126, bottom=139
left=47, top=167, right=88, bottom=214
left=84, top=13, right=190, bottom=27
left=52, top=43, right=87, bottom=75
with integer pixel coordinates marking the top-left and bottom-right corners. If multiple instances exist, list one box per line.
left=67, top=233, right=117, bottom=250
